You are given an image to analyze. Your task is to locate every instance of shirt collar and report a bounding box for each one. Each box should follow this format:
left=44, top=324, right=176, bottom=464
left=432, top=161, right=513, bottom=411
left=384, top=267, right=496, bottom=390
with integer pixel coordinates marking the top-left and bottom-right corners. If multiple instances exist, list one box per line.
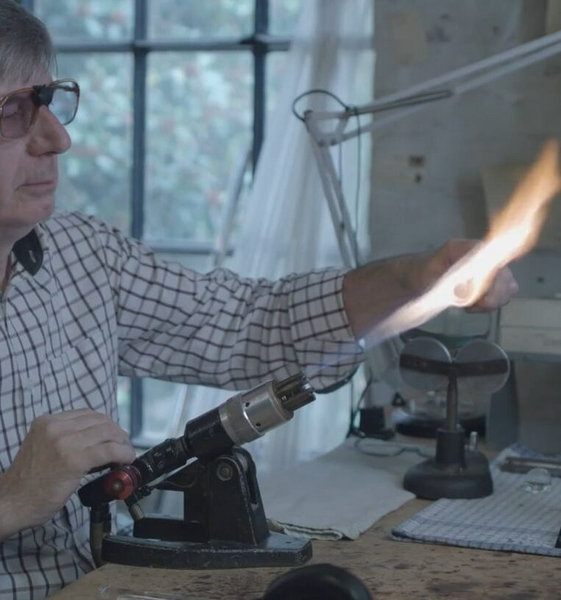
left=13, top=228, right=44, bottom=276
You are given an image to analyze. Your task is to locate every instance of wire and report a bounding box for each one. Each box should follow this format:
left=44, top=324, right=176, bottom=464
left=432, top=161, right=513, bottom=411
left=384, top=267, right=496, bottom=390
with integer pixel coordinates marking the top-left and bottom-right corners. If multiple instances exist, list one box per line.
left=353, top=436, right=435, bottom=458
left=291, top=88, right=349, bottom=122
left=346, top=372, right=374, bottom=438
left=351, top=105, right=361, bottom=266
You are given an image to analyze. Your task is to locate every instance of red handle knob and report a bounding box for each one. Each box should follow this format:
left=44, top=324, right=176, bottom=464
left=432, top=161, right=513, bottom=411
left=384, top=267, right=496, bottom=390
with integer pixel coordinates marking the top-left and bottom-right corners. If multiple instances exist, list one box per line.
left=102, top=465, right=141, bottom=500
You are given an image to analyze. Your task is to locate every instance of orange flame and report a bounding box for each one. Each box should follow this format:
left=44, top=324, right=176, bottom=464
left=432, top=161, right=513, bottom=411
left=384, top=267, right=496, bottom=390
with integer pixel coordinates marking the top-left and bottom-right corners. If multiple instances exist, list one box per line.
left=371, top=140, right=561, bottom=342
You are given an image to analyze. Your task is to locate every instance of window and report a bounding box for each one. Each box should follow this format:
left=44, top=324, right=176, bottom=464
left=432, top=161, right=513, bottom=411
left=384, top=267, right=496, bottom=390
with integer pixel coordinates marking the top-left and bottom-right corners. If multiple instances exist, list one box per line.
left=26, top=0, right=301, bottom=444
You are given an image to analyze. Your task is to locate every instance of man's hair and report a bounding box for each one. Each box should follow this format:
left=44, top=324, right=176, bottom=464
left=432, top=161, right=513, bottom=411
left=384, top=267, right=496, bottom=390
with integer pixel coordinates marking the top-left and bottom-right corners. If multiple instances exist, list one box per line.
left=0, top=0, right=55, bottom=83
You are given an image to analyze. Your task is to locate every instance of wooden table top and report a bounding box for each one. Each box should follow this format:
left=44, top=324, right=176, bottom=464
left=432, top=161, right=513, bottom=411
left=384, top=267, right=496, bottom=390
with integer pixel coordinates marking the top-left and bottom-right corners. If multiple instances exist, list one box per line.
left=51, top=497, right=561, bottom=599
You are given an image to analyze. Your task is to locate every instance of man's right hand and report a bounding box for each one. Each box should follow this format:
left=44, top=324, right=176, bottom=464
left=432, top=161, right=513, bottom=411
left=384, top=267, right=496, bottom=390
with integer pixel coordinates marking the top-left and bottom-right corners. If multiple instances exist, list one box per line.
left=0, top=409, right=136, bottom=541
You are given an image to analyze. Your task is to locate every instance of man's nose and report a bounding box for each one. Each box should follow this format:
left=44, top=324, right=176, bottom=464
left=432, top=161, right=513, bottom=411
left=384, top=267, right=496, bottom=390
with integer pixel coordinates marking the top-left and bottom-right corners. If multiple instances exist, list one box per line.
left=26, top=105, right=72, bottom=155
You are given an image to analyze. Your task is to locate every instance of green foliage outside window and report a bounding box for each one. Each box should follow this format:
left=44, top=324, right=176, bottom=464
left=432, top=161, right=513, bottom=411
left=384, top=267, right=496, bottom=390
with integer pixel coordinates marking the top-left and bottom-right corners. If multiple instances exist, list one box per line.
left=56, top=53, right=133, bottom=232
left=36, top=0, right=133, bottom=40
left=144, top=52, right=251, bottom=242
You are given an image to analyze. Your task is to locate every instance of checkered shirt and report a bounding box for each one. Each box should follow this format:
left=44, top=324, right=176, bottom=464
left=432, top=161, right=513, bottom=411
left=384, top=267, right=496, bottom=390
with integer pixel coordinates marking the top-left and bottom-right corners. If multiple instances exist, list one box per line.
left=0, top=211, right=362, bottom=599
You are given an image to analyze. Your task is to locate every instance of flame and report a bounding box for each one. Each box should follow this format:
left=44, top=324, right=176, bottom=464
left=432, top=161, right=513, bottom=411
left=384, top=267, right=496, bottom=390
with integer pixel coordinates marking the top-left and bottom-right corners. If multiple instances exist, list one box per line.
left=369, top=140, right=561, bottom=343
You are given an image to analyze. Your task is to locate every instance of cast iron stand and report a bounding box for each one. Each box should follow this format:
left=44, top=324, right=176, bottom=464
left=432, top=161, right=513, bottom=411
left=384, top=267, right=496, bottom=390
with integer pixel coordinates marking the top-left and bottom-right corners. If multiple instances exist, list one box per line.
left=400, top=352, right=506, bottom=500
left=99, top=446, right=312, bottom=569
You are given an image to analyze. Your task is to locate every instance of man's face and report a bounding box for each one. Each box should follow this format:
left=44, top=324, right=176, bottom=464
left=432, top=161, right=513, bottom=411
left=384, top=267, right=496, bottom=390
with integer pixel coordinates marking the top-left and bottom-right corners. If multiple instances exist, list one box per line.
left=0, top=67, right=72, bottom=240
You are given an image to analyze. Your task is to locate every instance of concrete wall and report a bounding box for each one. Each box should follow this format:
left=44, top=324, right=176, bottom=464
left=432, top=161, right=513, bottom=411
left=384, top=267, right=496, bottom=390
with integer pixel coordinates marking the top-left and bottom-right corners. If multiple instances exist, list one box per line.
left=371, top=0, right=561, bottom=265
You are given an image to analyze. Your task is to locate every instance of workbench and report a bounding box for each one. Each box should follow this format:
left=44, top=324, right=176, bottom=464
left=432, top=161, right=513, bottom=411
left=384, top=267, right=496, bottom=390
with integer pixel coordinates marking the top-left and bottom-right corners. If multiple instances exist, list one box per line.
left=51, top=497, right=560, bottom=599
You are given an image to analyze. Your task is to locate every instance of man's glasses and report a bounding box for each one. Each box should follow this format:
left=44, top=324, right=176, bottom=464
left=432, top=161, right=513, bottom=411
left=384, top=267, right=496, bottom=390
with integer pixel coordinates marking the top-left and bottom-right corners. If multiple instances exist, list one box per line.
left=0, top=78, right=80, bottom=140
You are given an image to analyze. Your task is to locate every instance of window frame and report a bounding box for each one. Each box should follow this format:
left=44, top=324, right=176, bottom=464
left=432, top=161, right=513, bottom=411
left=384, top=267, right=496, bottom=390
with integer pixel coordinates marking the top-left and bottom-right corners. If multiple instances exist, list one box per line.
left=22, top=0, right=293, bottom=441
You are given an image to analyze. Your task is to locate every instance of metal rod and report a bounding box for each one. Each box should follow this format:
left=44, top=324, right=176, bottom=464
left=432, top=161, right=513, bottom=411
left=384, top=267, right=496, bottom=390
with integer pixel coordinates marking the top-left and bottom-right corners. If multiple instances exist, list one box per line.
left=214, top=149, right=252, bottom=267
left=335, top=40, right=561, bottom=144
left=445, top=374, right=459, bottom=431
left=308, top=38, right=561, bottom=146
left=455, top=41, right=561, bottom=95
left=309, top=90, right=452, bottom=121
left=307, top=30, right=561, bottom=122
left=307, top=129, right=357, bottom=268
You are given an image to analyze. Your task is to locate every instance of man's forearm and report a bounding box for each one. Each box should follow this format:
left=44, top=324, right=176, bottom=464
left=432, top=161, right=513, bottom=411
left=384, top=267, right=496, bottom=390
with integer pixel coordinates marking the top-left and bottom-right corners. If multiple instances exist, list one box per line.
left=342, top=240, right=519, bottom=341
left=342, top=254, right=423, bottom=340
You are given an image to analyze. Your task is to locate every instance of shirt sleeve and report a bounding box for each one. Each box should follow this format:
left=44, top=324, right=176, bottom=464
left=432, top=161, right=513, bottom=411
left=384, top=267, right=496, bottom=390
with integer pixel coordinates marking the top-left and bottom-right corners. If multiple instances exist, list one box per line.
left=99, top=221, right=363, bottom=391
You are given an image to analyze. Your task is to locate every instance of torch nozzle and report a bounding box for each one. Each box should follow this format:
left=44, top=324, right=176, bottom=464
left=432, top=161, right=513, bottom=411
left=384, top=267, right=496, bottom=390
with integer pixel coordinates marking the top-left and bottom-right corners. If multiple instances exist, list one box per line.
left=275, top=373, right=315, bottom=411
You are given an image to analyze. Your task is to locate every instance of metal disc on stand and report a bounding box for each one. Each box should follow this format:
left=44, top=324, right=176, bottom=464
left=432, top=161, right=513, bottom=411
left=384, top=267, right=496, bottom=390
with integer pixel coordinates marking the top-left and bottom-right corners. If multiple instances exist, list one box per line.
left=455, top=340, right=510, bottom=396
left=394, top=338, right=455, bottom=437
left=399, top=337, right=452, bottom=392
left=394, top=337, right=491, bottom=438
left=398, top=337, right=509, bottom=500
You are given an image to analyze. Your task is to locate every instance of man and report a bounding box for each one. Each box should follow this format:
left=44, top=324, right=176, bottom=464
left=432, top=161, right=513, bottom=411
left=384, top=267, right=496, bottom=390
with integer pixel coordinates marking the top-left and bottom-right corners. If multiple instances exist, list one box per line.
left=0, top=2, right=518, bottom=598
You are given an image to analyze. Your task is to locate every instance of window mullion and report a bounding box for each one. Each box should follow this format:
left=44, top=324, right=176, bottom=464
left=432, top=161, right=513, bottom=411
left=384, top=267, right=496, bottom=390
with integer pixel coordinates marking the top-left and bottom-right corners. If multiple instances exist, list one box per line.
left=130, top=0, right=149, bottom=440
left=252, top=0, right=269, bottom=169
left=132, top=0, right=148, bottom=241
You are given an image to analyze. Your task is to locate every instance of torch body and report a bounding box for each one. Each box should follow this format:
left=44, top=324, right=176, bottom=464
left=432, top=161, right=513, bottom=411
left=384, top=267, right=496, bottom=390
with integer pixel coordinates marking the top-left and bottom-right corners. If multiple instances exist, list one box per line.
left=78, top=374, right=315, bottom=507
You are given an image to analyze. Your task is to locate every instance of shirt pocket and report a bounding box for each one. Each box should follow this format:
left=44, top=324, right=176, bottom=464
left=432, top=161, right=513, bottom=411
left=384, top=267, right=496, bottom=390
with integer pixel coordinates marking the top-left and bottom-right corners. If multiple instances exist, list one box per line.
left=66, top=329, right=116, bottom=417
left=21, top=353, right=74, bottom=426
left=24, top=330, right=115, bottom=422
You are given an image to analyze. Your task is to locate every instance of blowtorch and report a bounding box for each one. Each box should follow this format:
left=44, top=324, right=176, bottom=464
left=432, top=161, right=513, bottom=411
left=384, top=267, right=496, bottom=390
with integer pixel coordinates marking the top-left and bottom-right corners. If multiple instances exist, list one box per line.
left=79, top=373, right=315, bottom=509
left=78, top=373, right=317, bottom=569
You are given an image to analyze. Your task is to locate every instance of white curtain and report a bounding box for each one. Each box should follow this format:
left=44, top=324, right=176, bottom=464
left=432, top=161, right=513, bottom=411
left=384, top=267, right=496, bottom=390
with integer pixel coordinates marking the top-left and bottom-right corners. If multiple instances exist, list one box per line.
left=168, top=0, right=375, bottom=476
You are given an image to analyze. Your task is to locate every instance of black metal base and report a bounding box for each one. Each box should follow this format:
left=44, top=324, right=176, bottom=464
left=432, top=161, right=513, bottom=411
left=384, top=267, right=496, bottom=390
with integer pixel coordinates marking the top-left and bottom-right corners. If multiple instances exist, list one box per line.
left=99, top=448, right=314, bottom=569
left=403, top=428, right=493, bottom=500
left=392, top=408, right=485, bottom=439
left=356, top=407, right=395, bottom=440
left=101, top=531, right=312, bottom=569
